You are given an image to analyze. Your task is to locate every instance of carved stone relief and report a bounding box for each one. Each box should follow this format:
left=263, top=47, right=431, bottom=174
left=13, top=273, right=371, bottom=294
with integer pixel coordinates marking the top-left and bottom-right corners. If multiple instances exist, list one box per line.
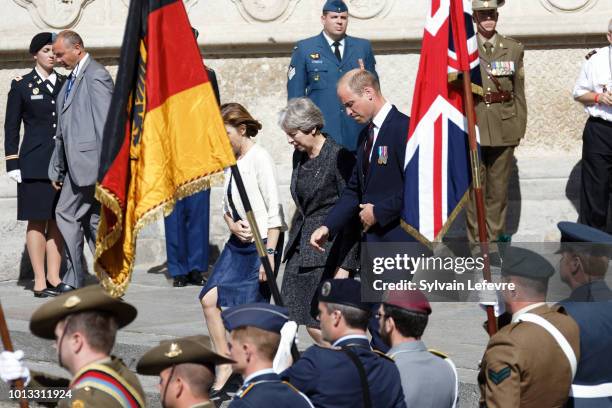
left=13, top=0, right=95, bottom=28
left=119, top=0, right=200, bottom=11
left=539, top=0, right=597, bottom=13
left=347, top=0, right=395, bottom=19
left=232, top=0, right=299, bottom=23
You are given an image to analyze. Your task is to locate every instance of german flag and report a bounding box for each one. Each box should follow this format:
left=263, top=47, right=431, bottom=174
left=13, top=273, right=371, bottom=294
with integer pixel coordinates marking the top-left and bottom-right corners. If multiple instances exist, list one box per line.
left=95, top=0, right=235, bottom=296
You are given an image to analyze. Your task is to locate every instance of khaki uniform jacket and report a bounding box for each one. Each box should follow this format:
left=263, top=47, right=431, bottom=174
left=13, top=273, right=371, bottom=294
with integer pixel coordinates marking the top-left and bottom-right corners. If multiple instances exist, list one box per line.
left=476, top=34, right=527, bottom=147
left=478, top=304, right=580, bottom=408
left=29, top=357, right=146, bottom=408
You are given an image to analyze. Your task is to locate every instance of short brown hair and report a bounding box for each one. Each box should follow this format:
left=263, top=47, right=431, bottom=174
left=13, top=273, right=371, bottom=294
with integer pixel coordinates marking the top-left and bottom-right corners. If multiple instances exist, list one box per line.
left=221, top=103, right=262, bottom=137
left=175, top=363, right=215, bottom=398
left=63, top=311, right=118, bottom=354
left=231, top=327, right=280, bottom=361
left=56, top=30, right=84, bottom=48
left=339, top=69, right=381, bottom=96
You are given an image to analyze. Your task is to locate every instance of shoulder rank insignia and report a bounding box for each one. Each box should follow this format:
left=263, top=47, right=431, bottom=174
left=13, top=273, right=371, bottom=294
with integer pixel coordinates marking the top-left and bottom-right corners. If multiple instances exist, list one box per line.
left=14, top=75, right=22, bottom=82
left=288, top=65, right=296, bottom=81
left=428, top=348, right=449, bottom=359
left=310, top=53, right=320, bottom=60
left=373, top=350, right=395, bottom=362
left=488, top=366, right=511, bottom=385
left=586, top=50, right=597, bottom=60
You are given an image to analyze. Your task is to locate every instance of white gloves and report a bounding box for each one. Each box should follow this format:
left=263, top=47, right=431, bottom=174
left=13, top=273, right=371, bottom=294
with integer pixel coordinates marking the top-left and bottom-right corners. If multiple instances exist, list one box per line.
left=7, top=170, right=21, bottom=183
left=0, top=350, right=30, bottom=386
left=273, top=321, right=298, bottom=373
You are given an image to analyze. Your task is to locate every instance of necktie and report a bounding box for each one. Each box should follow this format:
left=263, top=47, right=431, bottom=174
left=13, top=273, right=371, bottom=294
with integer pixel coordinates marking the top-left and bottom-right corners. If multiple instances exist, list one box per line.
left=64, top=73, right=75, bottom=102
left=332, top=41, right=342, bottom=62
left=363, top=123, right=375, bottom=177
left=484, top=42, right=493, bottom=56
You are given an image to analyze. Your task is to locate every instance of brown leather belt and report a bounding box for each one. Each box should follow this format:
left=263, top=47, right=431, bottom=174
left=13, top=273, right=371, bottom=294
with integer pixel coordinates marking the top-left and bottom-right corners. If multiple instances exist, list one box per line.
left=482, top=91, right=513, bottom=104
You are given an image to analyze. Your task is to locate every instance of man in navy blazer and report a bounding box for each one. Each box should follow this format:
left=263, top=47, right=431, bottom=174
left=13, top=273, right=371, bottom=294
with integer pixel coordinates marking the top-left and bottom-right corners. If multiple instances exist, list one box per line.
left=287, top=0, right=377, bottom=151
left=557, top=221, right=612, bottom=407
left=310, top=68, right=412, bottom=247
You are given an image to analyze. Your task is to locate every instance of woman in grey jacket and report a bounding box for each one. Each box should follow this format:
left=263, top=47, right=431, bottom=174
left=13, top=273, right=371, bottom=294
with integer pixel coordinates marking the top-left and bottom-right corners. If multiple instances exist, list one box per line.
left=279, top=97, right=359, bottom=344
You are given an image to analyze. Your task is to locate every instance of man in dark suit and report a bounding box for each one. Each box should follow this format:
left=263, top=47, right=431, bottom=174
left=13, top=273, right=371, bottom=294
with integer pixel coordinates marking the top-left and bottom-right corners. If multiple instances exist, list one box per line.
left=47, top=30, right=113, bottom=292
left=287, top=0, right=377, bottom=151
left=310, top=68, right=413, bottom=352
left=310, top=68, right=412, bottom=248
left=281, top=279, right=406, bottom=408
left=162, top=27, right=220, bottom=288
left=557, top=221, right=612, bottom=406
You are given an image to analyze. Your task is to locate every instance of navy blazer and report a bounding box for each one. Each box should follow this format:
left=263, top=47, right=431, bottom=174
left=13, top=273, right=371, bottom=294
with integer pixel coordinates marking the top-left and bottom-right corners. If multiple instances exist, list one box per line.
left=4, top=69, right=65, bottom=178
left=287, top=32, right=377, bottom=151
left=324, top=105, right=413, bottom=242
left=282, top=337, right=406, bottom=408
left=560, top=281, right=612, bottom=407
left=229, top=371, right=312, bottom=408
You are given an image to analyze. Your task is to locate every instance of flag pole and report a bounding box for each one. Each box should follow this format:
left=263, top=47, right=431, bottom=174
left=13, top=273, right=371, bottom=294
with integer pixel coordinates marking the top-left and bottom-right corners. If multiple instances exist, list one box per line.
left=229, top=165, right=301, bottom=360
left=0, top=302, right=29, bottom=408
left=460, top=71, right=498, bottom=337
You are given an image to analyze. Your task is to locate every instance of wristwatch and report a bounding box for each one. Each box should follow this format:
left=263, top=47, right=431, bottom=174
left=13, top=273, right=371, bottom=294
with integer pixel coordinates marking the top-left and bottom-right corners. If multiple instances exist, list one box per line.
left=266, top=248, right=278, bottom=255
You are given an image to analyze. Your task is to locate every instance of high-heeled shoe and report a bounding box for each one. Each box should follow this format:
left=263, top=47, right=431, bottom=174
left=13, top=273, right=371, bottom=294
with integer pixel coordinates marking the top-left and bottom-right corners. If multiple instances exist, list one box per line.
left=33, top=289, right=49, bottom=298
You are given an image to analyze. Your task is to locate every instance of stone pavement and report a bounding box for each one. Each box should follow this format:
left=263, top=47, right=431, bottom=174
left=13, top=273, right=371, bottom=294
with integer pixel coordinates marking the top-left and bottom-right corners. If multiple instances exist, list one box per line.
left=0, top=262, right=489, bottom=407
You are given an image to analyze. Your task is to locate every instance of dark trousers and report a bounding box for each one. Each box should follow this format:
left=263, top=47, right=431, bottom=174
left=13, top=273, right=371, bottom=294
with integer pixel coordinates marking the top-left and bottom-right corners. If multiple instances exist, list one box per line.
left=579, top=117, right=612, bottom=232
left=164, top=190, right=210, bottom=277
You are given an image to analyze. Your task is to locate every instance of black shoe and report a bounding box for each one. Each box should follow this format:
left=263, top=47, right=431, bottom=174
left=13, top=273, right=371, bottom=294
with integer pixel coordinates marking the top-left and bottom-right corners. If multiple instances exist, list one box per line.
left=173, top=275, right=188, bottom=287
left=46, top=283, right=75, bottom=295
left=33, top=290, right=50, bottom=298
left=46, top=280, right=59, bottom=289
left=187, top=270, right=206, bottom=286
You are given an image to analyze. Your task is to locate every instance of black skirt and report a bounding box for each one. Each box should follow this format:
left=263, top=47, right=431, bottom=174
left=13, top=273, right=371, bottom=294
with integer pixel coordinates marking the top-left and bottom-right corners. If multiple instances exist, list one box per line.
left=17, top=179, right=59, bottom=221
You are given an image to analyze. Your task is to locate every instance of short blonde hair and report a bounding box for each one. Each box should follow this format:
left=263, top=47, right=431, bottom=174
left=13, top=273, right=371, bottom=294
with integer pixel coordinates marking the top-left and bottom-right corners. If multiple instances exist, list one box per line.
left=231, top=326, right=280, bottom=361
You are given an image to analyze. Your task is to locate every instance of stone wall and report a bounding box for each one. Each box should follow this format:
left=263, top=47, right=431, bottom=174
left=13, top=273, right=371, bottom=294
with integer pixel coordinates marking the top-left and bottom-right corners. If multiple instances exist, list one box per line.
left=0, top=0, right=610, bottom=278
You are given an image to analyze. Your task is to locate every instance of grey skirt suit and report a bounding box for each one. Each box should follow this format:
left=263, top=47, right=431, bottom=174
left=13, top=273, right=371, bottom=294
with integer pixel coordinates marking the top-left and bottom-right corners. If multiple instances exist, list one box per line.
left=281, top=137, right=360, bottom=326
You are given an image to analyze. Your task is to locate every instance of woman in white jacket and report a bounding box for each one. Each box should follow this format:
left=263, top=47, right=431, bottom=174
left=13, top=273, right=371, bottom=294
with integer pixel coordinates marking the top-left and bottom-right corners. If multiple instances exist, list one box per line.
left=200, top=102, right=286, bottom=394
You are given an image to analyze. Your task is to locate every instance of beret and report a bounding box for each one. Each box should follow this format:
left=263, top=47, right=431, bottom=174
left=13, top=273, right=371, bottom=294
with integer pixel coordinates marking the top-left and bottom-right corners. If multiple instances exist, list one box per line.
left=384, top=289, right=431, bottom=315
left=501, top=246, right=555, bottom=280
left=29, top=32, right=54, bottom=55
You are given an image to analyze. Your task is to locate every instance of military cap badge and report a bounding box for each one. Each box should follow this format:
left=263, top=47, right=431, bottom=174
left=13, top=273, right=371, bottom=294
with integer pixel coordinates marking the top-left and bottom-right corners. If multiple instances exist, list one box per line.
left=164, top=343, right=183, bottom=358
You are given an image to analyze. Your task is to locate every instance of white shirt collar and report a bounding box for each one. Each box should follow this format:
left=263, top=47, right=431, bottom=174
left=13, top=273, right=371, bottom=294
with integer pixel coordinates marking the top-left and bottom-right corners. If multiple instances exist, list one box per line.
left=511, top=302, right=546, bottom=323
left=34, top=67, right=57, bottom=85
left=332, top=334, right=369, bottom=347
left=71, top=53, right=89, bottom=78
left=243, top=368, right=276, bottom=385
left=322, top=31, right=345, bottom=48
left=372, top=102, right=393, bottom=130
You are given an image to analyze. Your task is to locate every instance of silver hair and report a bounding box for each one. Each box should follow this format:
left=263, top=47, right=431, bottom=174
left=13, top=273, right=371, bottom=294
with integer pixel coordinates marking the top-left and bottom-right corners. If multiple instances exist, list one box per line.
left=278, top=97, right=325, bottom=134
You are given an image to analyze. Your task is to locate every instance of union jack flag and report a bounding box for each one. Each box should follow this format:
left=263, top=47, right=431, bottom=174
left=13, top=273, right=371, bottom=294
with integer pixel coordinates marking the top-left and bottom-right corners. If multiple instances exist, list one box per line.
left=401, top=0, right=483, bottom=244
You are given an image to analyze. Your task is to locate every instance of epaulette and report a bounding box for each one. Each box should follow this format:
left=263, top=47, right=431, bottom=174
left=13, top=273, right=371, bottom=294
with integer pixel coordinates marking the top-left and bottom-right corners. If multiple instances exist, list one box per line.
left=428, top=348, right=449, bottom=359
left=500, top=35, right=521, bottom=46
left=586, top=50, right=597, bottom=60
left=239, top=382, right=256, bottom=398
left=13, top=76, right=22, bottom=82
left=373, top=349, right=395, bottom=362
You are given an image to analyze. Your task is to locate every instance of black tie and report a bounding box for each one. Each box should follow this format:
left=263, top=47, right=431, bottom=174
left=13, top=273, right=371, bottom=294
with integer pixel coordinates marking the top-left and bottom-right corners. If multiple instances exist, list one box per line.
left=363, top=123, right=375, bottom=177
left=333, top=41, right=342, bottom=62
left=64, top=73, right=76, bottom=102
